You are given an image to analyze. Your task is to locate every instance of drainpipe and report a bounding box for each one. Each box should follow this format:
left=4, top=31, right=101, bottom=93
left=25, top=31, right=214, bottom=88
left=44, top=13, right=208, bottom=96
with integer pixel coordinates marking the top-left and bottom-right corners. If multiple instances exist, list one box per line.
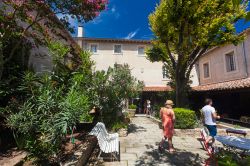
left=242, top=41, right=249, bottom=77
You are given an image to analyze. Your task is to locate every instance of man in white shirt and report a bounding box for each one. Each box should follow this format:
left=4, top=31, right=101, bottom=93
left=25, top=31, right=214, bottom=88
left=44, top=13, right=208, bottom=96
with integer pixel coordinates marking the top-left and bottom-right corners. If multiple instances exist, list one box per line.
left=201, top=98, right=220, bottom=146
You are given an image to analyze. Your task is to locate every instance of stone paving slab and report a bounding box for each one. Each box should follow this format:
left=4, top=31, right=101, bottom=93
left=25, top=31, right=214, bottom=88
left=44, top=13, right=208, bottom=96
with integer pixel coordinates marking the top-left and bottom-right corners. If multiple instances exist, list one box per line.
left=101, top=115, right=213, bottom=166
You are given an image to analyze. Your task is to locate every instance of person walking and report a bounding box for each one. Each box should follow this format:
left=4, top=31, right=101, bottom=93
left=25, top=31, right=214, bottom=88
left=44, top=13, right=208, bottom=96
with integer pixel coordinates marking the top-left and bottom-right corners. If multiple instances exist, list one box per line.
left=159, top=100, right=175, bottom=153
left=146, top=100, right=151, bottom=116
left=201, top=98, right=220, bottom=148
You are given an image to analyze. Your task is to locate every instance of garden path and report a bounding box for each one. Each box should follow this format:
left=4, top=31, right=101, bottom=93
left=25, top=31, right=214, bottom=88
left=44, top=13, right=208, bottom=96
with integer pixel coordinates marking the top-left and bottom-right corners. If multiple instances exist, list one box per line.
left=102, top=115, right=209, bottom=166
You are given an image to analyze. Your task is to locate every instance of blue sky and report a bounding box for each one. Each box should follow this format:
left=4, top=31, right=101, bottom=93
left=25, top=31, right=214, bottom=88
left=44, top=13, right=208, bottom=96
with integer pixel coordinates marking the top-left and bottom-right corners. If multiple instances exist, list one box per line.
left=71, top=0, right=159, bottom=39
left=70, top=0, right=250, bottom=40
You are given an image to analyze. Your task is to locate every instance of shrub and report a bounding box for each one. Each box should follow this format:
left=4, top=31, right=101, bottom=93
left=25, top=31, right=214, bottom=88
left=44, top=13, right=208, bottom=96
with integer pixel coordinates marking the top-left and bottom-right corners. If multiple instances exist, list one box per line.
left=111, top=121, right=128, bottom=132
left=89, top=64, right=143, bottom=128
left=174, top=108, right=197, bottom=129
left=152, top=104, right=162, bottom=119
left=6, top=72, right=90, bottom=158
left=4, top=41, right=94, bottom=159
left=129, top=104, right=136, bottom=109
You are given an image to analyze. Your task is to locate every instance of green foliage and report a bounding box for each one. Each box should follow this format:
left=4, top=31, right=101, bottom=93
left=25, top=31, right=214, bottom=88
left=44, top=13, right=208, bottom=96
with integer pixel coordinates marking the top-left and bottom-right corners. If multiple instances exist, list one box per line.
left=148, top=0, right=247, bottom=106
left=4, top=41, right=93, bottom=159
left=232, top=0, right=250, bottom=21
left=47, top=40, right=70, bottom=64
left=174, top=108, right=197, bottom=129
left=215, top=149, right=250, bottom=166
left=7, top=72, right=90, bottom=158
left=89, top=64, right=143, bottom=128
left=111, top=121, right=128, bottom=132
left=153, top=104, right=162, bottom=119
left=0, top=0, right=106, bottom=81
left=129, top=104, right=136, bottom=109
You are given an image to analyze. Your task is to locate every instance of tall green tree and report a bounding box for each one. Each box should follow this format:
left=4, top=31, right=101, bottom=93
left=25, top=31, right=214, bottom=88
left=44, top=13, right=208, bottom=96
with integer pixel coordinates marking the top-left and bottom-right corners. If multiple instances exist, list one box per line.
left=148, top=0, right=247, bottom=107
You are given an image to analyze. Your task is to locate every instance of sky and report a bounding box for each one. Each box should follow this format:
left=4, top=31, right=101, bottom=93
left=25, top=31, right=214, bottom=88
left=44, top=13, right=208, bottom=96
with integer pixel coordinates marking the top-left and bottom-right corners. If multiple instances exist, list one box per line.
left=69, top=0, right=250, bottom=40
left=71, top=0, right=159, bottom=39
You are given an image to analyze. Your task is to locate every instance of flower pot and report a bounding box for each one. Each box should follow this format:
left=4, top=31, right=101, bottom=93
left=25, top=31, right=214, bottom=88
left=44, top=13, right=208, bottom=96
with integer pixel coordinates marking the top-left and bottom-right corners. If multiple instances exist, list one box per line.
left=123, top=117, right=131, bottom=124
left=118, top=128, right=128, bottom=137
left=128, top=109, right=136, bottom=117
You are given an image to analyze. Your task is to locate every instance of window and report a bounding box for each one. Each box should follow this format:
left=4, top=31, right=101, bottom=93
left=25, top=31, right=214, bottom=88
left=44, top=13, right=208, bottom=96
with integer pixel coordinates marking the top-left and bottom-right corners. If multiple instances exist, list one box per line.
left=138, top=46, right=145, bottom=55
left=90, top=44, right=98, bottom=53
left=225, top=51, right=236, bottom=72
left=114, top=44, right=122, bottom=54
left=203, top=63, right=210, bottom=78
left=162, top=65, right=168, bottom=79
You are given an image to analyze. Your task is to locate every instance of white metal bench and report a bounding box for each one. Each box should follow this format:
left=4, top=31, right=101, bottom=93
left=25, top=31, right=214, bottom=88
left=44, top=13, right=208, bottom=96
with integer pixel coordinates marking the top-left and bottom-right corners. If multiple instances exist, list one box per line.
left=89, top=122, right=120, bottom=161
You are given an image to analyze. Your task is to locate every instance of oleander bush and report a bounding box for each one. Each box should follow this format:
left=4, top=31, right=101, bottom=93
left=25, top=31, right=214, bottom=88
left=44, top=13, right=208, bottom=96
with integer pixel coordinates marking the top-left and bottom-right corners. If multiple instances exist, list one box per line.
left=174, top=108, right=197, bottom=129
left=2, top=41, right=93, bottom=159
left=6, top=71, right=91, bottom=158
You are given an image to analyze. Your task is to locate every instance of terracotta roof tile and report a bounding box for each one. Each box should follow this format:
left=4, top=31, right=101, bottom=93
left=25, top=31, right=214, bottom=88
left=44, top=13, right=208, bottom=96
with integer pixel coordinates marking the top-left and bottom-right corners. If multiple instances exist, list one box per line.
left=75, top=37, right=151, bottom=44
left=143, top=86, right=172, bottom=92
left=192, top=77, right=250, bottom=91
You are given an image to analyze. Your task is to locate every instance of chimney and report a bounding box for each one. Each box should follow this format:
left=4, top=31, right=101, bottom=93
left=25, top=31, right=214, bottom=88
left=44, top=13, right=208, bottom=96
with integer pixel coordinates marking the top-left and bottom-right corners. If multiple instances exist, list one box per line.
left=77, top=26, right=84, bottom=37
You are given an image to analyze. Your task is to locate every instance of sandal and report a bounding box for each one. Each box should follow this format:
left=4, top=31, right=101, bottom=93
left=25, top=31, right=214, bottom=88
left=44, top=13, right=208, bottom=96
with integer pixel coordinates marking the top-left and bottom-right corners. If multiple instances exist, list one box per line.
left=169, top=144, right=175, bottom=153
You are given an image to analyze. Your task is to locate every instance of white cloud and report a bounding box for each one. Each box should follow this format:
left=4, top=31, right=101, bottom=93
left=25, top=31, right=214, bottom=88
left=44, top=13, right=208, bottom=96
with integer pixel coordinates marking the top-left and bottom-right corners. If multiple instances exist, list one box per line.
left=124, top=29, right=140, bottom=39
left=92, top=15, right=103, bottom=24
left=111, top=6, right=116, bottom=13
left=89, top=5, right=120, bottom=25
left=141, top=34, right=154, bottom=39
left=111, top=6, right=120, bottom=19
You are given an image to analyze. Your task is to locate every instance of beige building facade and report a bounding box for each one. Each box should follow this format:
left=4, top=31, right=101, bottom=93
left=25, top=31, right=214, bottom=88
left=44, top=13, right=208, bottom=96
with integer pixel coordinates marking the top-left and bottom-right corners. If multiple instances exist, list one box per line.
left=195, top=29, right=250, bottom=90
left=75, top=37, right=168, bottom=87
left=75, top=28, right=199, bottom=88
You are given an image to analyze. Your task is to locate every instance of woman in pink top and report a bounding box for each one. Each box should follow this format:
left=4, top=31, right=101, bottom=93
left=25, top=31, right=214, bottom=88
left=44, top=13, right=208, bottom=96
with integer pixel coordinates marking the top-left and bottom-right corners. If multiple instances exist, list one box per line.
left=159, top=100, right=175, bottom=153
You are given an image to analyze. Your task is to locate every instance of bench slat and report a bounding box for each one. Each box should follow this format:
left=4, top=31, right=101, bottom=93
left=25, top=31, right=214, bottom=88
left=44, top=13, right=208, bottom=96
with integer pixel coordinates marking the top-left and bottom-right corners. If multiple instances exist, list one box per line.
left=89, top=122, right=119, bottom=153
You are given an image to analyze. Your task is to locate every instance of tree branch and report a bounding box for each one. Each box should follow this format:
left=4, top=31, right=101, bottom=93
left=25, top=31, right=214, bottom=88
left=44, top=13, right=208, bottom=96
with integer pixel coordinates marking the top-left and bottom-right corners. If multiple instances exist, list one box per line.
left=186, top=46, right=209, bottom=77
left=188, top=46, right=201, bottom=61
left=3, top=11, right=43, bottom=64
left=165, top=42, right=176, bottom=69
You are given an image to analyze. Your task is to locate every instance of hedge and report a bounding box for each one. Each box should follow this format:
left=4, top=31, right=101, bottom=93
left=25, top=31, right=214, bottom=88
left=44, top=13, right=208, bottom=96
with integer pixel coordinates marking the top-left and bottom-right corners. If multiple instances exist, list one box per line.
left=128, top=104, right=136, bottom=109
left=174, top=108, right=197, bottom=129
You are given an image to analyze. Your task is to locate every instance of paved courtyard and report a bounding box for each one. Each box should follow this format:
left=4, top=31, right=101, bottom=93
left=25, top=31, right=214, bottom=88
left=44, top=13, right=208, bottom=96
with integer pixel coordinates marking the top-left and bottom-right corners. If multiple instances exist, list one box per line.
left=102, top=116, right=210, bottom=166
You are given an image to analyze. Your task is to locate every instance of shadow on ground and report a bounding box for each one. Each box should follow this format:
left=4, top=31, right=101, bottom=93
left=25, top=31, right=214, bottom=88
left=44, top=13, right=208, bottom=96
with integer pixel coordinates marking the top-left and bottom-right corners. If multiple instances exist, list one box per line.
left=128, top=124, right=147, bottom=133
left=134, top=141, right=204, bottom=166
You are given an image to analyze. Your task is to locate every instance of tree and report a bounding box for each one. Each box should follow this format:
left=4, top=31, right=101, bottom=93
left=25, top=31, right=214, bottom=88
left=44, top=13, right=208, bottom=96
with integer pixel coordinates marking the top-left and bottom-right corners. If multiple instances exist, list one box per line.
left=0, top=0, right=108, bottom=79
left=232, top=0, right=250, bottom=20
left=148, top=0, right=247, bottom=107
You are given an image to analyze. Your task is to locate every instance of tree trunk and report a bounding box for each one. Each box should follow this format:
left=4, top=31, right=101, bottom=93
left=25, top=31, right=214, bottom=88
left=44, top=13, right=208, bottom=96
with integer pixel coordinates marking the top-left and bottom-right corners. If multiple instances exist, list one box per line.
left=0, top=42, right=3, bottom=80
left=175, top=71, right=188, bottom=107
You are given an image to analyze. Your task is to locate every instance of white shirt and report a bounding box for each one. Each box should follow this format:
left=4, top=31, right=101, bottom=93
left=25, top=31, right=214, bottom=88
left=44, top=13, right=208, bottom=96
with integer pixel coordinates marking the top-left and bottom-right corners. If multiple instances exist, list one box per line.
left=147, top=101, right=151, bottom=108
left=201, top=105, right=216, bottom=125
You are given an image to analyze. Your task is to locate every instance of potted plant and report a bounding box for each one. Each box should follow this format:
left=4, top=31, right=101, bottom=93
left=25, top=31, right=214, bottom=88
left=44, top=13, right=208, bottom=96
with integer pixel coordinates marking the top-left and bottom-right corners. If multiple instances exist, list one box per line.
left=112, top=122, right=128, bottom=137
left=123, top=112, right=131, bottom=124
left=128, top=104, right=136, bottom=117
